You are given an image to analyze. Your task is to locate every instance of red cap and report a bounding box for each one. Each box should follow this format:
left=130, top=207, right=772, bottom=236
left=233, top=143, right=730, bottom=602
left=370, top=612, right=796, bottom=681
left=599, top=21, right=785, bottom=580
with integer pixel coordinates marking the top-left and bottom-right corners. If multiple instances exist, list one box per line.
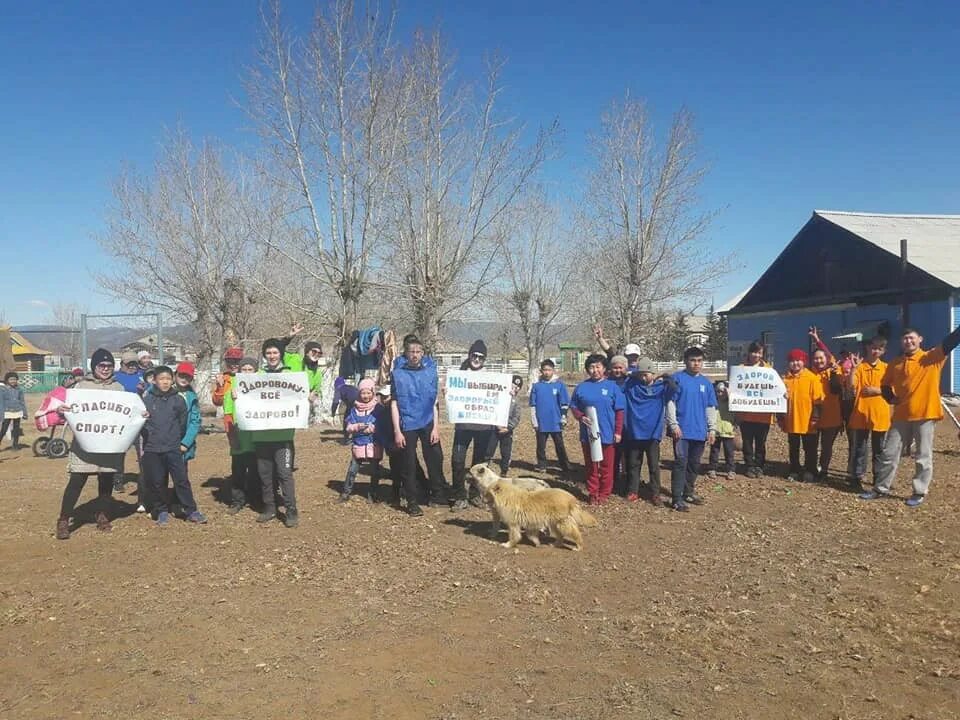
left=175, top=362, right=196, bottom=378
left=223, top=347, right=244, bottom=360
left=786, top=349, right=808, bottom=364
left=71, top=367, right=84, bottom=376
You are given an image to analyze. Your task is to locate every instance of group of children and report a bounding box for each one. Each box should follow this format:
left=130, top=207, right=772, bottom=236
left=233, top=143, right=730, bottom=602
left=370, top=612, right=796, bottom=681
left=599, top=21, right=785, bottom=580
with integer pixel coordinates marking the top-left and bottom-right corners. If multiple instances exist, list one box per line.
left=48, top=318, right=960, bottom=537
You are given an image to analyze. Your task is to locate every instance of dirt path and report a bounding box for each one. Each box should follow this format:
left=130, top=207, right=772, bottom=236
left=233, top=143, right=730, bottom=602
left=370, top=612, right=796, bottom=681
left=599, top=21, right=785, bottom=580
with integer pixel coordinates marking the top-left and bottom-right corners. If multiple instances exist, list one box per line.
left=2, top=418, right=959, bottom=719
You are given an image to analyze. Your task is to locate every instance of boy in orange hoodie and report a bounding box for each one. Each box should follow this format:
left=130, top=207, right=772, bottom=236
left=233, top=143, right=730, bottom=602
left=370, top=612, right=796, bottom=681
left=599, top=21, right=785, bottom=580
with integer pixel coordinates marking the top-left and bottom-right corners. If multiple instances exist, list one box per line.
left=780, top=349, right=824, bottom=482
left=846, top=336, right=890, bottom=492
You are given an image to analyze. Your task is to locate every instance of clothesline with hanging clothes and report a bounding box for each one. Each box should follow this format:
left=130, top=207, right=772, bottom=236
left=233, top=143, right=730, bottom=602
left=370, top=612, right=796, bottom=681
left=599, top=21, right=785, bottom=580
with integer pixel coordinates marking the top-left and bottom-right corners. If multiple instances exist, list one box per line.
left=336, top=326, right=398, bottom=385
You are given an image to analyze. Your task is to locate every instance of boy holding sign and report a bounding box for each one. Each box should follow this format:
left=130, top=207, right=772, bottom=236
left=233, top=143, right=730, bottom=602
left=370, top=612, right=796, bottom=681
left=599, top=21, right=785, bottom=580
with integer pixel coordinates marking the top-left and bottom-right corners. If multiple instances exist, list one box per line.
left=570, top=354, right=625, bottom=505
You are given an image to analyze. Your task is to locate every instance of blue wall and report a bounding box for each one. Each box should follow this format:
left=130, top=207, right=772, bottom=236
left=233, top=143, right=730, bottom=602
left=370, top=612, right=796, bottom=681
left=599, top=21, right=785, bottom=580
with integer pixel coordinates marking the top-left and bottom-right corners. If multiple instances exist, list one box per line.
left=728, top=298, right=957, bottom=392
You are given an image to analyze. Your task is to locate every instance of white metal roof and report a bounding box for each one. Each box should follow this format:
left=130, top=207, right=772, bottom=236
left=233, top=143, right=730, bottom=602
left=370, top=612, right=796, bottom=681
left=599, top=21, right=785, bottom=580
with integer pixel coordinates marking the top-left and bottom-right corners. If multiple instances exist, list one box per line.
left=815, top=210, right=960, bottom=288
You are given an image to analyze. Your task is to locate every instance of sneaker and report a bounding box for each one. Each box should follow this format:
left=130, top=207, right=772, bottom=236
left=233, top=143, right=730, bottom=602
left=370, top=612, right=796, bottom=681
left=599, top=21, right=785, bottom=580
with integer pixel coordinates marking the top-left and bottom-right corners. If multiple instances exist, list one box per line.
left=136, top=504, right=147, bottom=514
left=95, top=511, right=112, bottom=532
left=706, top=470, right=717, bottom=480
left=671, top=501, right=689, bottom=512
left=626, top=493, right=640, bottom=502
left=786, top=473, right=800, bottom=483
left=226, top=503, right=243, bottom=515
left=468, top=494, right=485, bottom=508
left=905, top=494, right=926, bottom=508
left=366, top=492, right=378, bottom=504
left=726, top=471, right=736, bottom=480
left=256, top=508, right=277, bottom=523
left=336, top=493, right=351, bottom=504
left=156, top=511, right=170, bottom=527
left=56, top=517, right=70, bottom=540
left=650, top=495, right=664, bottom=507
left=186, top=511, right=208, bottom=524
left=848, top=477, right=864, bottom=492
left=450, top=498, right=469, bottom=512
left=112, top=478, right=125, bottom=493
left=407, top=504, right=424, bottom=518
left=283, top=510, right=299, bottom=528
left=858, top=489, right=885, bottom=501
left=683, top=495, right=705, bottom=506
left=802, top=471, right=816, bottom=484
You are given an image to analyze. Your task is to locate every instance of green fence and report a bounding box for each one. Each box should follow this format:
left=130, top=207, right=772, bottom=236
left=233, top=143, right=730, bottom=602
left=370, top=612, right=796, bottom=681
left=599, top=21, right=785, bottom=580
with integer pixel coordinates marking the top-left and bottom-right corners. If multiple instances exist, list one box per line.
left=17, top=371, right=70, bottom=394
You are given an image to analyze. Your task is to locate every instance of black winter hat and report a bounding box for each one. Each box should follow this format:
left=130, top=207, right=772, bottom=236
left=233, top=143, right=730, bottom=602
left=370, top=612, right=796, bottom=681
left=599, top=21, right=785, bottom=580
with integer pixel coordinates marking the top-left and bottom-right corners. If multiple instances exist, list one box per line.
left=90, top=348, right=115, bottom=372
left=261, top=338, right=284, bottom=357
left=468, top=339, right=487, bottom=357
left=304, top=341, right=323, bottom=354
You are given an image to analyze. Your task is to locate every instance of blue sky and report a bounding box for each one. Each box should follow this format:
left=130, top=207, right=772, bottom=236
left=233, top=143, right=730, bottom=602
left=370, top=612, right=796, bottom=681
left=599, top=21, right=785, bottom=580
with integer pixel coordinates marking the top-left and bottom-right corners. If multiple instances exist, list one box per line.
left=2, top=0, right=958, bottom=326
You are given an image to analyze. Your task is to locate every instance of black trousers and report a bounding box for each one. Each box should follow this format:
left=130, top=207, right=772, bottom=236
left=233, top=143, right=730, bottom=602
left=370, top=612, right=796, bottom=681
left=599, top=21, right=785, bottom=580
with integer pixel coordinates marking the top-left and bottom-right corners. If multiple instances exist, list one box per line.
left=256, top=441, right=296, bottom=513
left=739, top=422, right=770, bottom=471
left=451, top=427, right=494, bottom=500
left=708, top=437, right=736, bottom=473
left=230, top=452, right=260, bottom=508
left=0, top=418, right=23, bottom=445
left=535, top=431, right=571, bottom=470
left=485, top=430, right=515, bottom=475
left=788, top=433, right=818, bottom=475
left=387, top=449, right=425, bottom=499
left=59, top=472, right=114, bottom=518
left=625, top=439, right=660, bottom=496
left=399, top=423, right=446, bottom=506
left=817, top=427, right=841, bottom=476
left=143, top=450, right=197, bottom=515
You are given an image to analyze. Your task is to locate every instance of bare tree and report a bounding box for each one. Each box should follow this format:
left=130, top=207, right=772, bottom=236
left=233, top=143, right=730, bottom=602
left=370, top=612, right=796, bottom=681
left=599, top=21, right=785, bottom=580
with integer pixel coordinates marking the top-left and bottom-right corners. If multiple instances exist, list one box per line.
left=244, top=0, right=410, bottom=349
left=498, top=194, right=573, bottom=381
left=97, top=130, right=270, bottom=364
left=578, top=96, right=729, bottom=349
left=46, top=302, right=85, bottom=365
left=384, top=32, right=557, bottom=351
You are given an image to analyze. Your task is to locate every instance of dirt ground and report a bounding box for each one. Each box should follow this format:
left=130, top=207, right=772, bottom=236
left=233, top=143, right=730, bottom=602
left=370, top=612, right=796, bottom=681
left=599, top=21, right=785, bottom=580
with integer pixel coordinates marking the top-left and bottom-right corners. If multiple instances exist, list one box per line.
left=2, top=396, right=960, bottom=720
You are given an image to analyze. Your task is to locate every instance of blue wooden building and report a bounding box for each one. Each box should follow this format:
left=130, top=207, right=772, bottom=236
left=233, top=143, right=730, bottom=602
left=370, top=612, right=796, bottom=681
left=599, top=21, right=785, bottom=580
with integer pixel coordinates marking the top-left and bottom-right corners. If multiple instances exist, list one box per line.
left=725, top=211, right=960, bottom=391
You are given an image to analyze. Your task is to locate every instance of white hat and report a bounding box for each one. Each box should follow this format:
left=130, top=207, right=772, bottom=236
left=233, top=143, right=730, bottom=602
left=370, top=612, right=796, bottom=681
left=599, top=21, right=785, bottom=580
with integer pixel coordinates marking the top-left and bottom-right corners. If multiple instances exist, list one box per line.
left=623, top=343, right=642, bottom=356
left=137, top=350, right=152, bottom=360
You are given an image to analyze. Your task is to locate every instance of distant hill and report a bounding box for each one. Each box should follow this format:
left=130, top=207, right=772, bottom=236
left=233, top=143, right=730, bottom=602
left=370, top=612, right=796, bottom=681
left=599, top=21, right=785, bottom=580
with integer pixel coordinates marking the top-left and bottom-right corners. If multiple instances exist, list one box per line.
left=15, top=324, right=198, bottom=353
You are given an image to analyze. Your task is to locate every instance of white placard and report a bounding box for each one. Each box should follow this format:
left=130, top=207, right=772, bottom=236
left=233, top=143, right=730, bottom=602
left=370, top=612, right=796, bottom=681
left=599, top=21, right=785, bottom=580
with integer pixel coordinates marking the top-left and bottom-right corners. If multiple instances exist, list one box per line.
left=445, top=370, right=512, bottom=426
left=63, top=389, right=146, bottom=454
left=728, top=364, right=787, bottom=414
left=586, top=406, right=603, bottom=461
left=234, top=372, right=310, bottom=431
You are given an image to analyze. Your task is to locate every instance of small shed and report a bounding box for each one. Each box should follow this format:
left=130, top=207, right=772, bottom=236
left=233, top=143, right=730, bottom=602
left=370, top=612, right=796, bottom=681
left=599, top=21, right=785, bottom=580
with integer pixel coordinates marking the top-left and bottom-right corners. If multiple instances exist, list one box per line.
left=10, top=330, right=52, bottom=371
left=725, top=210, right=960, bottom=390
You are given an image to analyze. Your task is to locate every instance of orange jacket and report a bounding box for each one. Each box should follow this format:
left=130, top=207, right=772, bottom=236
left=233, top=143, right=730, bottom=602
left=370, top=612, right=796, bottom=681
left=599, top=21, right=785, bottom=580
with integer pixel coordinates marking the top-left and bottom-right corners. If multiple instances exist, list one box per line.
left=848, top=360, right=891, bottom=432
left=816, top=367, right=844, bottom=429
left=212, top=374, right=236, bottom=433
left=883, top=346, right=947, bottom=422
left=783, top=368, right=823, bottom=435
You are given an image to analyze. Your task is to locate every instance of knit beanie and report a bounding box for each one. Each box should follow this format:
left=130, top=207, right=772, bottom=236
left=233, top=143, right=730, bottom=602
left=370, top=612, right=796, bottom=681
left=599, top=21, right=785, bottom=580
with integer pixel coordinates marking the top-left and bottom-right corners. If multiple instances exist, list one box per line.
left=786, top=348, right=808, bottom=364
left=468, top=339, right=488, bottom=356
left=304, top=341, right=322, bottom=354
left=223, top=346, right=244, bottom=361
left=261, top=338, right=284, bottom=357
left=358, top=377, right=375, bottom=392
left=240, top=357, right=259, bottom=370
left=90, top=348, right=115, bottom=371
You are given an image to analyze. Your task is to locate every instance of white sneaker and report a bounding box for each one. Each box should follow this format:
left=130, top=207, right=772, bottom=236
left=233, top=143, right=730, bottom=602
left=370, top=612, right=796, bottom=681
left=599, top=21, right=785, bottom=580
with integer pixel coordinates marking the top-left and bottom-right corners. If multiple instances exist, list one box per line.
left=136, top=504, right=146, bottom=513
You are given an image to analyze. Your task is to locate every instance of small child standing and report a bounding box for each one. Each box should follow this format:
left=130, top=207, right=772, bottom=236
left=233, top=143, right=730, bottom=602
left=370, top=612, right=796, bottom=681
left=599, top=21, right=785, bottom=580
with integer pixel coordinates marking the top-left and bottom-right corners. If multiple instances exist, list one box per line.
left=529, top=359, right=572, bottom=472
left=781, top=349, right=824, bottom=482
left=173, top=362, right=202, bottom=512
left=141, top=366, right=207, bottom=526
left=707, top=381, right=737, bottom=480
left=0, top=372, right=27, bottom=450
left=223, top=358, right=261, bottom=513
left=487, top=375, right=524, bottom=476
left=339, top=378, right=384, bottom=503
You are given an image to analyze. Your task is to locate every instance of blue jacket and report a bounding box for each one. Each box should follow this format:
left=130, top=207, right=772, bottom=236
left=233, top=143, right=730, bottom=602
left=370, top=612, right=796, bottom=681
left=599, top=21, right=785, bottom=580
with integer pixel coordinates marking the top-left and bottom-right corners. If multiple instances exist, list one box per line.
left=114, top=370, right=143, bottom=394
left=0, top=383, right=26, bottom=417
left=179, top=387, right=202, bottom=460
left=345, top=405, right=378, bottom=448
left=392, top=355, right=438, bottom=432
left=623, top=375, right=673, bottom=441
left=141, top=386, right=188, bottom=453
left=529, top=378, right=569, bottom=433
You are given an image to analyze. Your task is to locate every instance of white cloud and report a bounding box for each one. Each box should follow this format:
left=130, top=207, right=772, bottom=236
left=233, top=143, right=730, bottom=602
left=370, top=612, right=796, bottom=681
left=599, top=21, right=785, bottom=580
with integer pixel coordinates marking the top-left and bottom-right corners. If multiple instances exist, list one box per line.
left=25, top=299, right=50, bottom=307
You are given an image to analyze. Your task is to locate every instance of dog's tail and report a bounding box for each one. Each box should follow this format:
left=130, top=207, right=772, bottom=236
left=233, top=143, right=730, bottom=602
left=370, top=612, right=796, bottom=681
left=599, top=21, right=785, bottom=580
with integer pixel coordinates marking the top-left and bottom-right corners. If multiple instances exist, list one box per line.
left=573, top=505, right=598, bottom=528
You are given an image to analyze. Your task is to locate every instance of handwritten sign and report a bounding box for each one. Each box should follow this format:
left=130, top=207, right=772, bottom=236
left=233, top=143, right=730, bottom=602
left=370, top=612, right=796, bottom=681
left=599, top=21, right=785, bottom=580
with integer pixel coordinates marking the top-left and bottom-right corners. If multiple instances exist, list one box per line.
left=728, top=365, right=787, bottom=414
left=234, top=372, right=310, bottom=431
left=445, top=370, right=513, bottom=426
left=63, top=389, right=146, bottom=454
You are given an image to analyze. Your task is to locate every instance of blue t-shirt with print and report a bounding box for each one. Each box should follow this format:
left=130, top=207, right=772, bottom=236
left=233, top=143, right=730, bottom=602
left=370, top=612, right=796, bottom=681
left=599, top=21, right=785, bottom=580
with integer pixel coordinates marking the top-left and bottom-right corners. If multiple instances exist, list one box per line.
left=571, top=378, right=625, bottom=444
left=623, top=377, right=671, bottom=441
left=670, top=371, right=717, bottom=441
left=529, top=379, right=569, bottom=433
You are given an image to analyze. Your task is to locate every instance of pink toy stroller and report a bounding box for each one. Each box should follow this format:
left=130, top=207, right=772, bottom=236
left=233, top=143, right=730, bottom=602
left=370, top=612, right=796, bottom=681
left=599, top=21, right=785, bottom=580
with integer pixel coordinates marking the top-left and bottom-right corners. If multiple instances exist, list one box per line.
left=33, top=386, right=71, bottom=459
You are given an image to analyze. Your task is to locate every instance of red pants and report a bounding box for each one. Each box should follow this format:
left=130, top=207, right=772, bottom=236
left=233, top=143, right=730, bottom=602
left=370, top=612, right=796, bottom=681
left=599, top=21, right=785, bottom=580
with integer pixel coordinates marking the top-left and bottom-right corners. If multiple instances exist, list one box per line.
left=581, top=442, right=615, bottom=502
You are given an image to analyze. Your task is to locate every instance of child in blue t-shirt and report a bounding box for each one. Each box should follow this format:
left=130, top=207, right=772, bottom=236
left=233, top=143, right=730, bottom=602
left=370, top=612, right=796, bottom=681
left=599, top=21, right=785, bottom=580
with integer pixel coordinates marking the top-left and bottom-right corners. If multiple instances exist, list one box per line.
left=665, top=347, right=718, bottom=512
left=570, top=354, right=625, bottom=504
left=529, top=359, right=571, bottom=472
left=622, top=359, right=676, bottom=506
